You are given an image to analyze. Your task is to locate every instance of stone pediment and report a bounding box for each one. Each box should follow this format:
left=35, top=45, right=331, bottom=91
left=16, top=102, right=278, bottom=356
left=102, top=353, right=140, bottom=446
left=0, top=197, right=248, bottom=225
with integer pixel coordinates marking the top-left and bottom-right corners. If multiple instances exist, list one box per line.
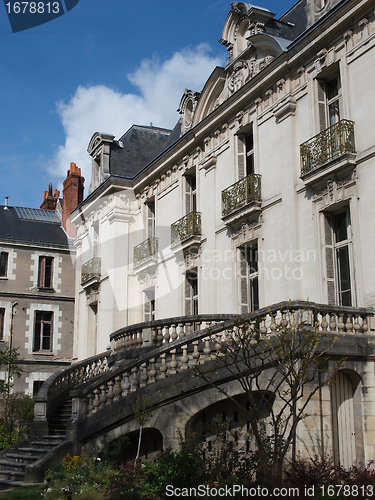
left=189, top=4, right=289, bottom=124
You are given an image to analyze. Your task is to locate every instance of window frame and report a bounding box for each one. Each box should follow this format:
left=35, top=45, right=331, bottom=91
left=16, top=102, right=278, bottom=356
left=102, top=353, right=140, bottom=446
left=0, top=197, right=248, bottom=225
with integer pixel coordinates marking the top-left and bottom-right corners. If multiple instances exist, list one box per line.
left=185, top=269, right=198, bottom=317
left=38, top=256, right=54, bottom=289
left=144, top=288, right=155, bottom=322
left=33, top=311, right=53, bottom=352
left=239, top=243, right=259, bottom=314
left=0, top=252, right=8, bottom=278
left=323, top=207, right=355, bottom=307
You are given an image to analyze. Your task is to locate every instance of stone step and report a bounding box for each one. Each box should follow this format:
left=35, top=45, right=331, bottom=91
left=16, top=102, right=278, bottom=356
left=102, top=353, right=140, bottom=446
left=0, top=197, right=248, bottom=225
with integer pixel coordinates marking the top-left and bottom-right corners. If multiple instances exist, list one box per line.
left=0, top=469, right=25, bottom=481
left=0, top=459, right=26, bottom=472
left=17, top=447, right=46, bottom=456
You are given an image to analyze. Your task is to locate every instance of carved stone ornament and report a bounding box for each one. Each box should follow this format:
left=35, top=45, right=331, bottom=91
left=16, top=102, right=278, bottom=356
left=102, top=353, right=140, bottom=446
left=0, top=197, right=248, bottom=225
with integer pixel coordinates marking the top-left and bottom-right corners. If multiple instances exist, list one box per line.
left=214, top=54, right=274, bottom=108
left=231, top=216, right=262, bottom=247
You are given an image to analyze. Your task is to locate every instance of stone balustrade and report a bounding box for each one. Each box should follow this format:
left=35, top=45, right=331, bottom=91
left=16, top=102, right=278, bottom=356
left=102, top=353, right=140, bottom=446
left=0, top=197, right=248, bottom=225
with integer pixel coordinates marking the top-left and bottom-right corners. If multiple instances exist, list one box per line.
left=76, top=301, right=373, bottom=420
left=110, top=314, right=238, bottom=353
left=33, top=301, right=374, bottom=438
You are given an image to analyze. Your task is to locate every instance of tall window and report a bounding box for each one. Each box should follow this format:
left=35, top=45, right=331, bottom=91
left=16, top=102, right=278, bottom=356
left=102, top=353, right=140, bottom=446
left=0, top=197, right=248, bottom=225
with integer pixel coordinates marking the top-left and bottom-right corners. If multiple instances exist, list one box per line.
left=38, top=256, right=53, bottom=288
left=92, top=222, right=99, bottom=258
left=239, top=244, right=259, bottom=314
left=185, top=175, right=197, bottom=213
left=317, top=74, right=341, bottom=131
left=144, top=289, right=155, bottom=322
left=146, top=201, right=155, bottom=239
left=34, top=311, right=53, bottom=352
left=0, top=252, right=8, bottom=278
left=0, top=308, right=4, bottom=340
left=324, top=209, right=354, bottom=306
left=185, top=270, right=198, bottom=316
left=238, top=127, right=254, bottom=179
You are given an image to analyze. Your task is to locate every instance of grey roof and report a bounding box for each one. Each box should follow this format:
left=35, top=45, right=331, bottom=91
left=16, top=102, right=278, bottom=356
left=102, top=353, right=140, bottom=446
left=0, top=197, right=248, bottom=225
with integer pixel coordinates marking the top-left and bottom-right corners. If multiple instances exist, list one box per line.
left=0, top=206, right=69, bottom=248
left=109, top=125, right=172, bottom=178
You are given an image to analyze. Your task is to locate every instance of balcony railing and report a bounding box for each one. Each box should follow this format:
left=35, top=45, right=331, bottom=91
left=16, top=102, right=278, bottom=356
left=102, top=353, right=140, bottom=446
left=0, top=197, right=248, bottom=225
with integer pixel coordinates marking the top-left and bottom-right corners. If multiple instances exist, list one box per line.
left=171, top=211, right=201, bottom=246
left=81, top=257, right=101, bottom=284
left=134, top=237, right=159, bottom=267
left=221, top=173, right=261, bottom=217
left=300, top=119, right=355, bottom=176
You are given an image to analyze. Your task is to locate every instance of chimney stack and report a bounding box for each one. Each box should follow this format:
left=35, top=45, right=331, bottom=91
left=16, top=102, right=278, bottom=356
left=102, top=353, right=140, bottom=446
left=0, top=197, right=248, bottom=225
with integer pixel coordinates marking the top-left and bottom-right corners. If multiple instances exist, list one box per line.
left=62, top=162, right=85, bottom=237
left=40, top=183, right=60, bottom=210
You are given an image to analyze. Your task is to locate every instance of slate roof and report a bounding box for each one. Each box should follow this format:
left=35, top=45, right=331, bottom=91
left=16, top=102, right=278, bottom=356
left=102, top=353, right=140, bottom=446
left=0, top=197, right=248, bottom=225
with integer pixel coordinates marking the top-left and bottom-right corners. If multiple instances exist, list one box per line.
left=109, top=125, right=172, bottom=179
left=0, top=206, right=70, bottom=248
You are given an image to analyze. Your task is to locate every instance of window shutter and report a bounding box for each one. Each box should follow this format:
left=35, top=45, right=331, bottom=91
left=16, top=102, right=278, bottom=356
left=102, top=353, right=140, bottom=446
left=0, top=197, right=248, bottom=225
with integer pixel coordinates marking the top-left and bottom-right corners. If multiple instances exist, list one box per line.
left=185, top=177, right=192, bottom=214
left=238, top=137, right=246, bottom=179
left=92, top=223, right=99, bottom=257
left=185, top=276, right=192, bottom=316
left=38, top=257, right=45, bottom=287
left=147, top=202, right=155, bottom=238
left=317, top=80, right=327, bottom=131
left=324, top=213, right=336, bottom=305
left=144, top=299, right=152, bottom=322
left=240, top=249, right=249, bottom=314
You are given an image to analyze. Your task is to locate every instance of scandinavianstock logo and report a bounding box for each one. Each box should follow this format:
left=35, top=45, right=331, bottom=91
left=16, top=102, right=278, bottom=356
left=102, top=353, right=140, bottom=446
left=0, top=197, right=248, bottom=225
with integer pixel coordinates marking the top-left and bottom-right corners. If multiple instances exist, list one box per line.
left=3, top=0, right=79, bottom=33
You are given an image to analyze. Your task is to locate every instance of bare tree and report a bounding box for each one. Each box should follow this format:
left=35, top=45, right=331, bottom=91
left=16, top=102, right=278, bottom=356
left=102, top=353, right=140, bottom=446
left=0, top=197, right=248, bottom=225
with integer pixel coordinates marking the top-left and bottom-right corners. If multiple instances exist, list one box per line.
left=195, top=305, right=341, bottom=485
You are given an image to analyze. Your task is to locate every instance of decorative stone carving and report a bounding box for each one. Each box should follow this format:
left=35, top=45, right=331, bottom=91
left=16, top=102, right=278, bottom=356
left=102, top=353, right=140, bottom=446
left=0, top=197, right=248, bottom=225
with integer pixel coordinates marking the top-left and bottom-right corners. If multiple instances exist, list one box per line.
left=231, top=216, right=262, bottom=247
left=215, top=54, right=275, bottom=108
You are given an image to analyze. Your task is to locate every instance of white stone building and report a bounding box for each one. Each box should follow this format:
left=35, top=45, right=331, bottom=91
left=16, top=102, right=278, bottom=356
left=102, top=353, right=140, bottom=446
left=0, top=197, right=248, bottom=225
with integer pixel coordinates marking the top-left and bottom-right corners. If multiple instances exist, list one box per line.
left=68, top=0, right=375, bottom=466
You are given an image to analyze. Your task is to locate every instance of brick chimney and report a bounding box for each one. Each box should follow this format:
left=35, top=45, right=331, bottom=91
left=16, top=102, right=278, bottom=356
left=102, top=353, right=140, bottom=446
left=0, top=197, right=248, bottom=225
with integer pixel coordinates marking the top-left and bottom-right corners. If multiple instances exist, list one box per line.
left=40, top=183, right=60, bottom=210
left=62, top=162, right=85, bottom=237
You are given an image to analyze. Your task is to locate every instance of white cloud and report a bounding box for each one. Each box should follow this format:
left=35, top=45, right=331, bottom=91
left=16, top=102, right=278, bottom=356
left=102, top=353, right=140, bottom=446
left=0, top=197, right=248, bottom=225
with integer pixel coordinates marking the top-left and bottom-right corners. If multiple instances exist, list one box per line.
left=50, top=44, right=224, bottom=189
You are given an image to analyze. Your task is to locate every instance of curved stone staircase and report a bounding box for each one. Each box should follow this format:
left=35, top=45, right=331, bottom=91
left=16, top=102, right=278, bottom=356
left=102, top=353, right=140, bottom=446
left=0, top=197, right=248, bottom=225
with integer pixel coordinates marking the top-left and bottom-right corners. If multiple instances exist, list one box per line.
left=1, top=303, right=373, bottom=487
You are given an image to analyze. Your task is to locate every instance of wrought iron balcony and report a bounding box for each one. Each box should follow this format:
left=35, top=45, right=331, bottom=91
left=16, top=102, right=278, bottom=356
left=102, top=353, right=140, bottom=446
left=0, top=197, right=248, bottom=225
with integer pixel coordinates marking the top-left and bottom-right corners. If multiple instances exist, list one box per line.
left=81, top=257, right=101, bottom=284
left=171, top=211, right=201, bottom=246
left=300, top=119, right=355, bottom=177
left=221, top=174, right=261, bottom=217
left=134, top=237, right=159, bottom=267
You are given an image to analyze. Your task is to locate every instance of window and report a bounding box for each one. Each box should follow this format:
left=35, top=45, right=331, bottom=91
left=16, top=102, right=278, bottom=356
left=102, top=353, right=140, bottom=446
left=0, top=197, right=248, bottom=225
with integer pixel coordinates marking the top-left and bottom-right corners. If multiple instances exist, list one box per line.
left=185, top=270, right=198, bottom=316
left=0, top=308, right=4, bottom=340
left=33, top=311, right=53, bottom=352
left=145, top=201, right=155, bottom=239
left=185, top=175, right=197, bottom=213
left=0, top=252, right=8, bottom=278
left=317, top=74, right=341, bottom=131
left=324, top=209, right=354, bottom=306
left=239, top=244, right=259, bottom=313
left=238, top=127, right=254, bottom=179
left=33, top=380, right=44, bottom=396
left=144, top=289, right=155, bottom=322
left=38, top=256, right=53, bottom=288
left=92, top=222, right=99, bottom=258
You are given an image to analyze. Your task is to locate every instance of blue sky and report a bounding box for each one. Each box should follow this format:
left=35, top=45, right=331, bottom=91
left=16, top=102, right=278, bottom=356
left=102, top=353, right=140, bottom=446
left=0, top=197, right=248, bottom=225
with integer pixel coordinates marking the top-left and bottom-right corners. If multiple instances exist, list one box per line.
left=0, top=0, right=295, bottom=209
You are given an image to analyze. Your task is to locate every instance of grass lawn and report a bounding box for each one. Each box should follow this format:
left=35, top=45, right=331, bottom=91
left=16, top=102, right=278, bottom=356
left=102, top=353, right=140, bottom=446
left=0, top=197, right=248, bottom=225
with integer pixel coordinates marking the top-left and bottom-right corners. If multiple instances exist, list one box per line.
left=0, top=484, right=42, bottom=499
